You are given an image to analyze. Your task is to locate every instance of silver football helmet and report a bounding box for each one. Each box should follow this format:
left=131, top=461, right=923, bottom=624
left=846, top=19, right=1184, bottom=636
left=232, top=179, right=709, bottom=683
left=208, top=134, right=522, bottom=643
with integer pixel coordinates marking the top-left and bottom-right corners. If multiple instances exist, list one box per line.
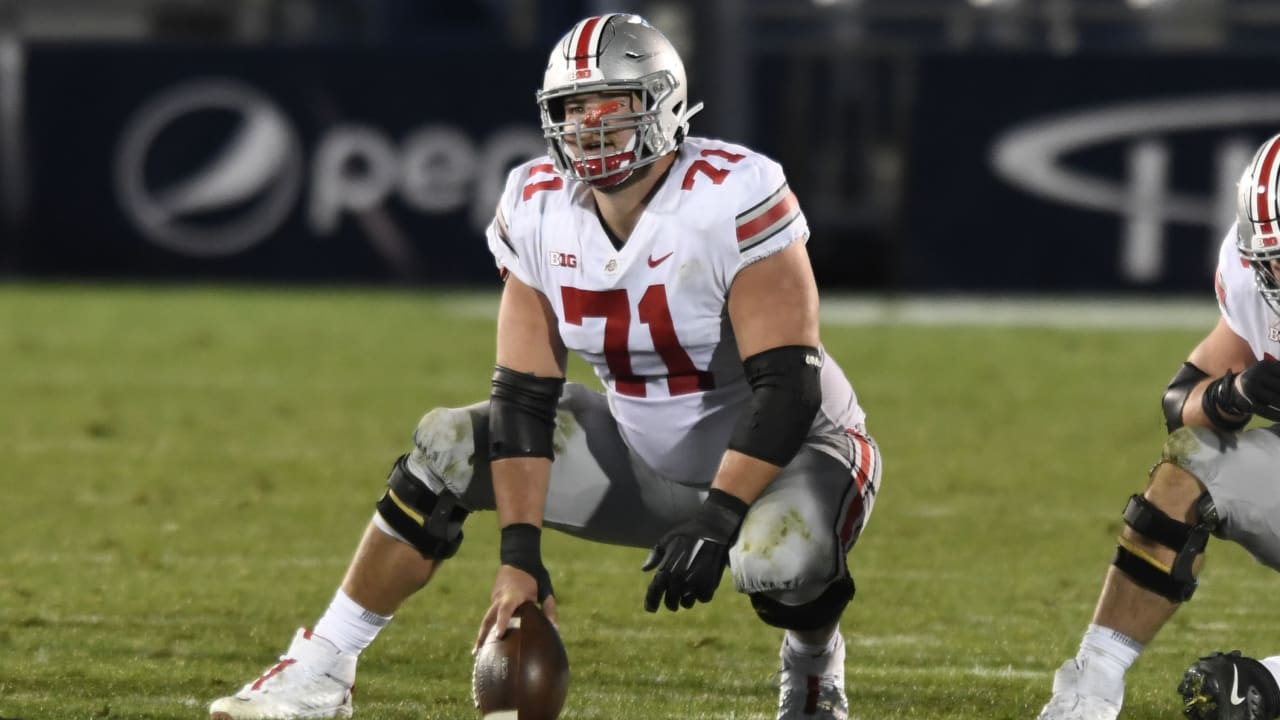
left=1237, top=133, right=1280, bottom=316
left=537, top=14, right=703, bottom=188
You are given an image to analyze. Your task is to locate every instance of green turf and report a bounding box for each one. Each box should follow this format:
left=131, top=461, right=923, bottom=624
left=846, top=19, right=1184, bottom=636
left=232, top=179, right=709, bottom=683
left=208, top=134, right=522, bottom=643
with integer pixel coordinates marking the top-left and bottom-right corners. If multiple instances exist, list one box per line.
left=1, top=283, right=1275, bottom=719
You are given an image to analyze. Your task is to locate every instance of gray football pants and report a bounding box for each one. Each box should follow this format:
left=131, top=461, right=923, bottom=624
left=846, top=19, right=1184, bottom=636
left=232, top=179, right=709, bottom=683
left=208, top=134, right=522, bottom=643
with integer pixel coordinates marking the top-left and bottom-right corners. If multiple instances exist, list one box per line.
left=389, top=382, right=881, bottom=606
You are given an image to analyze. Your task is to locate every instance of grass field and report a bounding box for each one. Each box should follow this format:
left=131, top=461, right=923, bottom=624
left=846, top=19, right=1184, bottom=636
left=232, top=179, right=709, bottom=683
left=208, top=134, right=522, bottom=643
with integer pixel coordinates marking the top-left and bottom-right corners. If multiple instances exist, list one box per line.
left=1, top=283, right=1276, bottom=720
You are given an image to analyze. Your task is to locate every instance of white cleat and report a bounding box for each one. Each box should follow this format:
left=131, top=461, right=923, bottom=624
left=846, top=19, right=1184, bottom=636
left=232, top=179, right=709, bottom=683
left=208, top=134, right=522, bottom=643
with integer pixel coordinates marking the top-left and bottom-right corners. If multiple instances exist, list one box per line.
left=1036, top=657, right=1123, bottom=720
left=209, top=628, right=356, bottom=720
left=777, top=632, right=849, bottom=720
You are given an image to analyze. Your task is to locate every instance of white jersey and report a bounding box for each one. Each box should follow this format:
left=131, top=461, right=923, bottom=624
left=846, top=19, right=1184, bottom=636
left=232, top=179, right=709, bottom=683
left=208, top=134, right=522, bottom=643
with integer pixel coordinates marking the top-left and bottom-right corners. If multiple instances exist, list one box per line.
left=1216, top=223, right=1280, bottom=361
left=485, top=136, right=865, bottom=486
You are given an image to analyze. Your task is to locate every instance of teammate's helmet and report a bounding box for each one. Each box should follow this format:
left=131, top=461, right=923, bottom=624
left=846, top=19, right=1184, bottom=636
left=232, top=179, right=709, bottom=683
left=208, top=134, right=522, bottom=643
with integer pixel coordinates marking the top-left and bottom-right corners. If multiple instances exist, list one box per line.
left=1237, top=133, right=1280, bottom=316
left=537, top=14, right=703, bottom=188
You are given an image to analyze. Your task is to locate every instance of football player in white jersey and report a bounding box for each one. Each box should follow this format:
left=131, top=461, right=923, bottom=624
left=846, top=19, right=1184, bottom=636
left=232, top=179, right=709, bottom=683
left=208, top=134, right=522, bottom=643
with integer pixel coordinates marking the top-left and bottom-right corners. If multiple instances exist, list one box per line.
left=208, top=13, right=880, bottom=720
left=1037, top=133, right=1280, bottom=720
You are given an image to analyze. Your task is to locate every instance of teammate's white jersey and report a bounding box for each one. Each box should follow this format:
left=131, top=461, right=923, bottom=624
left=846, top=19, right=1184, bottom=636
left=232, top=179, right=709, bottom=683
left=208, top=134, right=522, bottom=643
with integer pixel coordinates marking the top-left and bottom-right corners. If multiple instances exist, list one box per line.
left=1216, top=223, right=1280, bottom=360
left=486, top=136, right=865, bottom=486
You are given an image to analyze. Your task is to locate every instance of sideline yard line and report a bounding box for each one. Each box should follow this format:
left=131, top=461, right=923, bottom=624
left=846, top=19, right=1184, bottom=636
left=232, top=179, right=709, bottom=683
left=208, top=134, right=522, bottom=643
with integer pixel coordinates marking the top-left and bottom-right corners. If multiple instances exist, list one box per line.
left=441, top=293, right=1220, bottom=330
left=818, top=295, right=1219, bottom=330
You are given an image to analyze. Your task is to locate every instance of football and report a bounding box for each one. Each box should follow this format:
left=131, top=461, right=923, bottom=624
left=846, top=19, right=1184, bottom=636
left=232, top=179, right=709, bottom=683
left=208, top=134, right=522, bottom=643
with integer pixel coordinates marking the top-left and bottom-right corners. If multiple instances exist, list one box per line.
left=472, top=602, right=570, bottom=720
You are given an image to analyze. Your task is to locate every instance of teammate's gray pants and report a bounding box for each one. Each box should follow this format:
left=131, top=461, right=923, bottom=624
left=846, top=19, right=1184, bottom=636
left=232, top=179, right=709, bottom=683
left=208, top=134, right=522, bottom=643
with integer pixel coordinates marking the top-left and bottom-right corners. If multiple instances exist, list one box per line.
left=1163, top=424, right=1280, bottom=570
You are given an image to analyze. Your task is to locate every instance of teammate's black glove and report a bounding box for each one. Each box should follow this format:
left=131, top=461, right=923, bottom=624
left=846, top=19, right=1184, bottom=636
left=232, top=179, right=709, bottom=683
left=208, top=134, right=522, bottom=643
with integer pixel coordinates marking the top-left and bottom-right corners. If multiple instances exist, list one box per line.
left=1204, top=360, right=1280, bottom=425
left=642, top=489, right=749, bottom=613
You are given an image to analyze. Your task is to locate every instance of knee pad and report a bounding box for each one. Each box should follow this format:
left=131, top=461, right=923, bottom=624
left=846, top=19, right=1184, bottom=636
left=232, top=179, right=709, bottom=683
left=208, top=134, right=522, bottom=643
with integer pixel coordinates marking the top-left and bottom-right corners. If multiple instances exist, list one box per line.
left=750, top=574, right=855, bottom=631
left=729, top=487, right=838, bottom=595
left=410, top=406, right=482, bottom=495
left=375, top=454, right=469, bottom=560
left=1111, top=492, right=1219, bottom=603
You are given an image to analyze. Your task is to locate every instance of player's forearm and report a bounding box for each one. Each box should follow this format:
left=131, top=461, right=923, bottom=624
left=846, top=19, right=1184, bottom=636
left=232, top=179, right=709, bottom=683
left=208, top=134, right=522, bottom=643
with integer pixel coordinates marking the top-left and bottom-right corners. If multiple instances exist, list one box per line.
left=710, top=449, right=782, bottom=505
left=492, top=457, right=551, bottom=528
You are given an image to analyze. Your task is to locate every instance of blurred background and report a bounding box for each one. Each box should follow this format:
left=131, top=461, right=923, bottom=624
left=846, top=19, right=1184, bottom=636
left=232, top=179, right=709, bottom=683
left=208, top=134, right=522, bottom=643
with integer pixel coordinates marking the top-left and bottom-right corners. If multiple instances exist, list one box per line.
left=1, top=0, right=1279, bottom=294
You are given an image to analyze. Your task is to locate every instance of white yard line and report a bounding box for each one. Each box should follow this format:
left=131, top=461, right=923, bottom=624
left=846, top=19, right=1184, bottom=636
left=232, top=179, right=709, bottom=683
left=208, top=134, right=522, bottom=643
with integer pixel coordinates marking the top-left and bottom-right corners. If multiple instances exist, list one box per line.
left=847, top=663, right=1049, bottom=679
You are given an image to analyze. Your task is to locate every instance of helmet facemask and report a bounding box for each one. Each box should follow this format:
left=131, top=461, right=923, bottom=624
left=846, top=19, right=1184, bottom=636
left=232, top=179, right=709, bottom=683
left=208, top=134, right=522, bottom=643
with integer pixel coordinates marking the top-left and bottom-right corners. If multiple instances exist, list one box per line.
left=1238, top=223, right=1280, bottom=317
left=539, top=74, right=678, bottom=188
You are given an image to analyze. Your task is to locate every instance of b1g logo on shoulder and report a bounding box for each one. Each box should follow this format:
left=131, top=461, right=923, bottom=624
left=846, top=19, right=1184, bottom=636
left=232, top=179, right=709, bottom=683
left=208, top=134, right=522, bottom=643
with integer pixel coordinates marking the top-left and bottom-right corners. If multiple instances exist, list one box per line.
left=548, top=251, right=577, bottom=268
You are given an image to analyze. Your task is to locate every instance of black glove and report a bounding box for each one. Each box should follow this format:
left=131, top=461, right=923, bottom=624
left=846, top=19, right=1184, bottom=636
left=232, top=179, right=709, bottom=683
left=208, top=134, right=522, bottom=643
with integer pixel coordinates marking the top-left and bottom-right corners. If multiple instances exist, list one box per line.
left=642, top=489, right=749, bottom=613
left=1204, top=360, right=1280, bottom=425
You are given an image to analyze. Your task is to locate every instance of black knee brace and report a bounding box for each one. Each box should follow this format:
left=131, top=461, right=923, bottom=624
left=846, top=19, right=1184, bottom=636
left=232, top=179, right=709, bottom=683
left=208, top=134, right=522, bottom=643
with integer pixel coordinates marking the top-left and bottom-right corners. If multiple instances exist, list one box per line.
left=1111, top=492, right=1218, bottom=603
left=749, top=574, right=855, bottom=631
left=375, top=454, right=470, bottom=560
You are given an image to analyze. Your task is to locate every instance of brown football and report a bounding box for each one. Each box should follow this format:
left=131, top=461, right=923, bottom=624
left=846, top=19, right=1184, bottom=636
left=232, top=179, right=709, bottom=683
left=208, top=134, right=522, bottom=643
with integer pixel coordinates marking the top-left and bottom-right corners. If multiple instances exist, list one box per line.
left=472, top=601, right=570, bottom=720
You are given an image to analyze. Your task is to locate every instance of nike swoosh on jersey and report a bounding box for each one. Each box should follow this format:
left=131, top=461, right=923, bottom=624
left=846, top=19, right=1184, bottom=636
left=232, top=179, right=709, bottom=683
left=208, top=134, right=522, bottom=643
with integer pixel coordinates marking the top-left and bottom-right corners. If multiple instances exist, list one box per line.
left=648, top=251, right=674, bottom=268
left=1231, top=664, right=1247, bottom=705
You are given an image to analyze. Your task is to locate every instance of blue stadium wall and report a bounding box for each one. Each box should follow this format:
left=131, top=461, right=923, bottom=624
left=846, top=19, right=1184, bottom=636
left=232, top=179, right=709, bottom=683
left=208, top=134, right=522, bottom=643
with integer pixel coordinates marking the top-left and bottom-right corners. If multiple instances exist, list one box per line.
left=2, top=46, right=1279, bottom=292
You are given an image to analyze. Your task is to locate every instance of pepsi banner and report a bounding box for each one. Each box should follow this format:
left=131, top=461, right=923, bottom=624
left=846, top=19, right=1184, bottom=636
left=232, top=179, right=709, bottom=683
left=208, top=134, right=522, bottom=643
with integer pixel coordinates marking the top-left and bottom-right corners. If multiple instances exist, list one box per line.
left=13, top=47, right=1280, bottom=291
left=904, top=54, right=1280, bottom=292
left=14, top=45, right=547, bottom=282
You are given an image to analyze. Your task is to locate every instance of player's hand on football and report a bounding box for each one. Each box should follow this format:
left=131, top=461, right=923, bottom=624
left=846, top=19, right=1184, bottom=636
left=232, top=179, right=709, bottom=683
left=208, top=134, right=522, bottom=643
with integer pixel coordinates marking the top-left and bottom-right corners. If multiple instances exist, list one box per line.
left=1234, top=359, right=1280, bottom=421
left=475, top=564, right=558, bottom=653
left=642, top=489, right=749, bottom=613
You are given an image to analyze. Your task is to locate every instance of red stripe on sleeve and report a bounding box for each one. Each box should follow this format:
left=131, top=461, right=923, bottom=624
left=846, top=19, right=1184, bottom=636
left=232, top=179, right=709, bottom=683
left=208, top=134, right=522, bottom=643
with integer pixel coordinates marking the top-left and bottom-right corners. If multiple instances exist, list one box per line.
left=735, top=191, right=798, bottom=243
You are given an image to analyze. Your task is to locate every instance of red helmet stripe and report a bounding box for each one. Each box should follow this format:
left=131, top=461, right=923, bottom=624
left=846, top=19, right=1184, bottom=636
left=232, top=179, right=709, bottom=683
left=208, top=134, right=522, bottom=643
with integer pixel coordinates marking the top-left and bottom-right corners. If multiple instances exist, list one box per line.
left=1255, top=135, right=1280, bottom=235
left=572, top=16, right=604, bottom=70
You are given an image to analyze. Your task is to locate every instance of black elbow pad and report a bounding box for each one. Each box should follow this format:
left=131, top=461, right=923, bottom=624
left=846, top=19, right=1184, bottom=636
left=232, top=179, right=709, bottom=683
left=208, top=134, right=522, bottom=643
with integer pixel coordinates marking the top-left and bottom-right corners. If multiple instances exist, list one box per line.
left=1162, top=362, right=1208, bottom=432
left=489, top=366, right=564, bottom=460
left=727, top=345, right=824, bottom=467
